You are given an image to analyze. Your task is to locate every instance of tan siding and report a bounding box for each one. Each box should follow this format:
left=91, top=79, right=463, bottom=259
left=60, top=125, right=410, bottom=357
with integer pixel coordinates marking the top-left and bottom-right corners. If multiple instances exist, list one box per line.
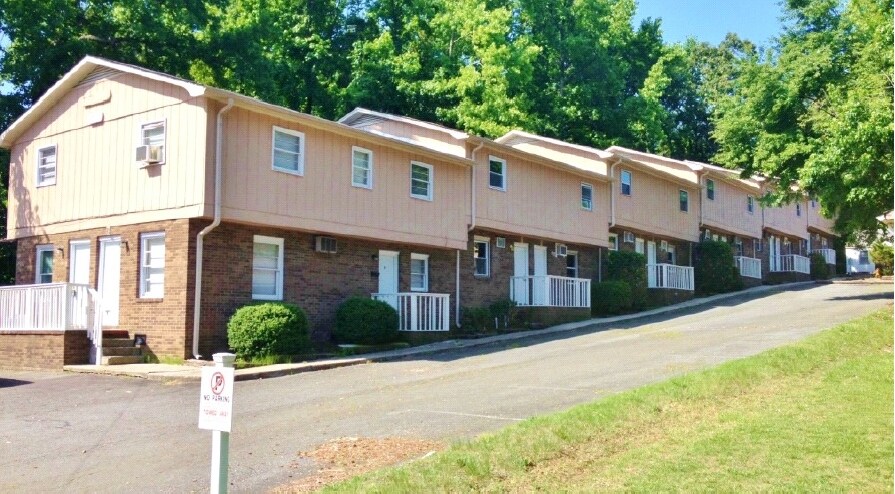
left=614, top=167, right=700, bottom=242
left=764, top=200, right=808, bottom=239
left=7, top=73, right=208, bottom=238
left=219, top=108, right=469, bottom=250
left=701, top=177, right=763, bottom=239
left=807, top=200, right=836, bottom=235
left=356, top=120, right=467, bottom=157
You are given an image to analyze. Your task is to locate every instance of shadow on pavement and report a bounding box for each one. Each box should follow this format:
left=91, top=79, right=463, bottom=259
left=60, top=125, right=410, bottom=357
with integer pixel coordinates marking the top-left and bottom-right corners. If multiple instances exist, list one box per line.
left=0, top=378, right=32, bottom=388
left=825, top=292, right=894, bottom=302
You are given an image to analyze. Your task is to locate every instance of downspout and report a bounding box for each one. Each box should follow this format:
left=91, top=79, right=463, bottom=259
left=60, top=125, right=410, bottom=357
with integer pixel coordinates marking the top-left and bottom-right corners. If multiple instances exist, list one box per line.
left=458, top=140, right=485, bottom=328
left=698, top=172, right=705, bottom=227
left=468, top=140, right=485, bottom=232
left=609, top=158, right=619, bottom=228
left=192, top=98, right=234, bottom=359
left=455, top=250, right=461, bottom=328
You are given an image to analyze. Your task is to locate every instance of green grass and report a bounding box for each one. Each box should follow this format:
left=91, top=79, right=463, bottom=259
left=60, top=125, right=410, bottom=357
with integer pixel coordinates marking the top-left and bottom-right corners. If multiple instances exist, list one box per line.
left=323, top=308, right=894, bottom=493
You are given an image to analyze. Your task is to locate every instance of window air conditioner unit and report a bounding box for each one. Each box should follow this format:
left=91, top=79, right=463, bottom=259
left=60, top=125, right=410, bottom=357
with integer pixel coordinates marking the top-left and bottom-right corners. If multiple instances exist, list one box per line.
left=554, top=243, right=568, bottom=257
left=495, top=237, right=506, bottom=249
left=135, top=145, right=164, bottom=166
left=660, top=240, right=668, bottom=251
left=315, top=236, right=337, bottom=253
left=623, top=232, right=635, bottom=243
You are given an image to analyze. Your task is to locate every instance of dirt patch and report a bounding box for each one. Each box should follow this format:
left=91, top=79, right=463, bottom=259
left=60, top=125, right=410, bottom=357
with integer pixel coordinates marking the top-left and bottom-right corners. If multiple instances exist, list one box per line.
left=274, top=436, right=444, bottom=493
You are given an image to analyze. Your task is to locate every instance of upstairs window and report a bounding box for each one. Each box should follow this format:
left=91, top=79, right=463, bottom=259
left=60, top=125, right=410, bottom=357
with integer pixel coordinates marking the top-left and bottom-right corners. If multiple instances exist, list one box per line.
left=37, top=146, right=57, bottom=187
left=252, top=236, right=284, bottom=300
left=679, top=190, right=689, bottom=212
left=410, top=162, right=433, bottom=201
left=351, top=146, right=373, bottom=188
left=747, top=195, right=755, bottom=214
left=474, top=238, right=490, bottom=276
left=489, top=156, right=506, bottom=190
left=706, top=179, right=715, bottom=200
left=35, top=245, right=54, bottom=284
left=620, top=170, right=632, bottom=196
left=272, top=126, right=304, bottom=175
left=140, top=121, right=166, bottom=164
left=410, top=253, right=429, bottom=291
left=796, top=203, right=802, bottom=217
left=581, top=183, right=593, bottom=211
left=140, top=232, right=165, bottom=298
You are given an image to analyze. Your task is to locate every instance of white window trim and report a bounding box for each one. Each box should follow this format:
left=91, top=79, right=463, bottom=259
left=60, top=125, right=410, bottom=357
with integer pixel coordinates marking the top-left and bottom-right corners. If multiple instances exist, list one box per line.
left=410, top=161, right=434, bottom=201
left=679, top=189, right=689, bottom=213
left=488, top=155, right=507, bottom=191
left=410, top=253, right=429, bottom=292
left=706, top=179, right=715, bottom=200
left=474, top=236, right=490, bottom=277
left=747, top=195, right=755, bottom=214
left=351, top=146, right=374, bottom=189
left=138, top=119, right=167, bottom=165
left=581, top=183, right=594, bottom=211
left=271, top=126, right=305, bottom=176
left=608, top=234, right=618, bottom=251
left=566, top=251, right=579, bottom=278
left=139, top=232, right=165, bottom=299
left=35, top=244, right=54, bottom=284
left=252, top=235, right=285, bottom=300
left=36, top=144, right=57, bottom=188
left=621, top=170, right=632, bottom=196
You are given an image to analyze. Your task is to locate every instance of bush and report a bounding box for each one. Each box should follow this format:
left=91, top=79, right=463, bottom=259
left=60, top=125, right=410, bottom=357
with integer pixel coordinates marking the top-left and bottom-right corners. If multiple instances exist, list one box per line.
left=810, top=252, right=831, bottom=280
left=333, top=297, right=399, bottom=345
left=227, top=303, right=310, bottom=360
left=605, top=250, right=648, bottom=309
left=870, top=242, right=894, bottom=275
left=694, top=241, right=743, bottom=295
left=489, top=299, right=518, bottom=329
left=460, top=307, right=492, bottom=333
left=592, top=281, right=633, bottom=316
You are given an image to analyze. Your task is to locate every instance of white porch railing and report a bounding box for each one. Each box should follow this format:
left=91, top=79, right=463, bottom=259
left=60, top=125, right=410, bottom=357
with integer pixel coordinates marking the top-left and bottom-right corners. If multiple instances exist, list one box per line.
left=734, top=256, right=762, bottom=279
left=509, top=275, right=591, bottom=308
left=771, top=254, right=810, bottom=274
left=372, top=292, right=450, bottom=332
left=811, top=248, right=836, bottom=265
left=647, top=264, right=695, bottom=291
left=0, top=283, right=103, bottom=364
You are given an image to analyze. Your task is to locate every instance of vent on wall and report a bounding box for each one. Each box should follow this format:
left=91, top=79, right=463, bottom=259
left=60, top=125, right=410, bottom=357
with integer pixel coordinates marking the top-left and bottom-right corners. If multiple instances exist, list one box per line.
left=315, top=236, right=337, bottom=253
left=495, top=237, right=506, bottom=248
left=623, top=231, right=635, bottom=243
left=135, top=145, right=164, bottom=166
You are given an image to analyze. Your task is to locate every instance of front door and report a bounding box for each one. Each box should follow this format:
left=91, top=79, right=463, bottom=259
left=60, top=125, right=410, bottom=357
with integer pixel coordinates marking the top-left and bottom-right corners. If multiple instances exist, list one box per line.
left=769, top=235, right=779, bottom=271
left=69, top=240, right=90, bottom=284
left=512, top=243, right=529, bottom=305
left=533, top=245, right=548, bottom=305
left=647, top=241, right=657, bottom=287
left=377, top=250, right=399, bottom=308
left=97, top=237, right=121, bottom=327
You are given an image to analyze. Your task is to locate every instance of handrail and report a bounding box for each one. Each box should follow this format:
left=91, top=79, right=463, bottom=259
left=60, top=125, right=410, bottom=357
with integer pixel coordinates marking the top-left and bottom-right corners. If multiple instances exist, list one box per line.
left=646, top=263, right=695, bottom=291
left=509, top=275, right=591, bottom=307
left=771, top=254, right=810, bottom=274
left=734, top=256, right=762, bottom=279
left=372, top=292, right=450, bottom=331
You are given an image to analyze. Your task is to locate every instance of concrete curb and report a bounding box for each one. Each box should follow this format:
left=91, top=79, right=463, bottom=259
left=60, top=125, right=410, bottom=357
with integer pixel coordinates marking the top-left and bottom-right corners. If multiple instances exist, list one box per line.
left=64, top=280, right=819, bottom=382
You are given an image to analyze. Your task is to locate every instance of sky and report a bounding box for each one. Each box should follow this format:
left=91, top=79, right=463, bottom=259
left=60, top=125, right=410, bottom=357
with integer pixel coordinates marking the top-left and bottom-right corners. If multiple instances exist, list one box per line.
left=632, top=0, right=784, bottom=46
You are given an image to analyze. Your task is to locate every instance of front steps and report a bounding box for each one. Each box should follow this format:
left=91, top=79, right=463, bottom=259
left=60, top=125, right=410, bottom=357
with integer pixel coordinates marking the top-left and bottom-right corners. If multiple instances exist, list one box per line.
left=100, top=330, right=144, bottom=365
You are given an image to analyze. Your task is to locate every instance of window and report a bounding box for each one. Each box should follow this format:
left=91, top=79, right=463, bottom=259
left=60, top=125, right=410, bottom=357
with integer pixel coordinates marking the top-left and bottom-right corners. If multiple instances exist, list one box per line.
left=474, top=238, right=490, bottom=276
left=272, top=126, right=304, bottom=175
left=755, top=238, right=763, bottom=253
left=410, top=253, right=429, bottom=291
left=811, top=199, right=817, bottom=208
left=859, top=250, right=869, bottom=264
left=734, top=237, right=744, bottom=256
left=706, top=179, right=715, bottom=200
left=620, top=170, right=632, bottom=196
left=796, top=203, right=802, bottom=217
left=488, top=156, right=506, bottom=190
left=410, top=162, right=433, bottom=201
left=140, top=232, right=165, bottom=298
left=140, top=121, right=166, bottom=163
left=351, top=146, right=373, bottom=188
left=35, top=245, right=54, bottom=284
left=747, top=195, right=755, bottom=214
left=821, top=237, right=828, bottom=248
left=37, top=145, right=57, bottom=187
left=581, top=183, right=593, bottom=211
left=608, top=234, right=618, bottom=251
left=666, top=246, right=676, bottom=264
left=679, top=190, right=689, bottom=212
left=252, top=236, right=284, bottom=300
left=566, top=252, right=578, bottom=278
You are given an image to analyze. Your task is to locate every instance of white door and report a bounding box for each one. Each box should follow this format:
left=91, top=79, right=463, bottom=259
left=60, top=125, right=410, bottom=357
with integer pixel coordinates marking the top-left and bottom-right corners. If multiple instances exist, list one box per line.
left=378, top=250, right=399, bottom=308
left=512, top=243, right=529, bottom=305
left=69, top=240, right=90, bottom=284
left=533, top=245, right=548, bottom=305
left=98, top=237, right=121, bottom=327
left=769, top=235, right=778, bottom=271
left=647, top=241, right=657, bottom=287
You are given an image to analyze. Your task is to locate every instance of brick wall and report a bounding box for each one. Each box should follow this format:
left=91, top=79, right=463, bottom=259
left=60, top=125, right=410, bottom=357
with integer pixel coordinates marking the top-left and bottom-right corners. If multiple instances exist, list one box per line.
left=0, top=330, right=90, bottom=370
left=15, top=219, right=193, bottom=359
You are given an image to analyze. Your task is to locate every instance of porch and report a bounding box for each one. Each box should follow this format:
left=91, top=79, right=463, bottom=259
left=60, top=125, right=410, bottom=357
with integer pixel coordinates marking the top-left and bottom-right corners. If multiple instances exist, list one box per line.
left=734, top=256, right=762, bottom=279
left=372, top=292, right=451, bottom=332
left=811, top=248, right=836, bottom=265
left=509, top=275, right=591, bottom=308
left=647, top=264, right=695, bottom=291
left=771, top=254, right=810, bottom=274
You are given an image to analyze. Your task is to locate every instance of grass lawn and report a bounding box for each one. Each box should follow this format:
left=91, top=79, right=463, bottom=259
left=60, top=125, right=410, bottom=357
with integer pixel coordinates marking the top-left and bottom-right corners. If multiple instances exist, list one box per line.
left=323, top=308, right=894, bottom=492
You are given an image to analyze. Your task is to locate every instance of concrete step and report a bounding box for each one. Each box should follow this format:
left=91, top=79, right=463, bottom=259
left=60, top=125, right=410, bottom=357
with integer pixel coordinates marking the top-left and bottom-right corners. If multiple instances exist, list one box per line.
left=102, top=329, right=130, bottom=339
left=103, top=338, right=135, bottom=348
left=102, top=355, right=143, bottom=365
left=103, top=346, right=143, bottom=357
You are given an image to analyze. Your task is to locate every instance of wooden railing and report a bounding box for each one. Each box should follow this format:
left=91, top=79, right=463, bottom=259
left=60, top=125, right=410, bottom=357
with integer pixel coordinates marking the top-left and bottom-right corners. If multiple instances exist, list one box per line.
left=734, top=256, right=762, bottom=279
left=771, top=254, right=810, bottom=274
left=0, top=283, right=103, bottom=364
left=372, top=292, right=450, bottom=332
left=646, top=264, right=695, bottom=291
left=509, top=275, right=591, bottom=308
left=811, top=248, right=836, bottom=265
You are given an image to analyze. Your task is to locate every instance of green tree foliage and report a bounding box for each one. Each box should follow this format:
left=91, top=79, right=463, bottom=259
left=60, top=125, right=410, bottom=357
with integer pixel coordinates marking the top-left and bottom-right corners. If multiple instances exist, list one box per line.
left=869, top=242, right=894, bottom=276
left=712, top=0, right=894, bottom=233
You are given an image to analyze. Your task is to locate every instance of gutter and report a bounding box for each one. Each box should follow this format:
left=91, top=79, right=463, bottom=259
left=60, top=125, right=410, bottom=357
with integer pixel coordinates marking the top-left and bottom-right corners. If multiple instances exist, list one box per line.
left=609, top=158, right=620, bottom=228
left=192, top=98, right=234, bottom=359
left=458, top=140, right=485, bottom=328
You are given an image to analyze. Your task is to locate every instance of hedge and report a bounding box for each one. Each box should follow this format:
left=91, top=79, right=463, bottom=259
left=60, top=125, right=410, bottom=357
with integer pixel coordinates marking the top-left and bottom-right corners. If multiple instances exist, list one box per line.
left=694, top=240, right=743, bottom=295
left=333, top=297, right=400, bottom=344
left=605, top=250, right=648, bottom=309
left=810, top=252, right=831, bottom=280
left=592, top=281, right=633, bottom=315
left=227, top=302, right=311, bottom=360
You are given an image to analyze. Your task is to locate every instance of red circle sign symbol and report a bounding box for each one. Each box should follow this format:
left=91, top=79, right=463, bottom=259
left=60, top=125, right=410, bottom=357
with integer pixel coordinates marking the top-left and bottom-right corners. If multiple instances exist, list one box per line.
left=210, top=371, right=226, bottom=395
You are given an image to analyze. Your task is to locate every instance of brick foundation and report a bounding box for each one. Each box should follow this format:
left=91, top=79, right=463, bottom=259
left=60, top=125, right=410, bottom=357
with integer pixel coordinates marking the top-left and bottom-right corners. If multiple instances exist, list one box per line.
left=0, top=330, right=90, bottom=370
left=647, top=288, right=695, bottom=307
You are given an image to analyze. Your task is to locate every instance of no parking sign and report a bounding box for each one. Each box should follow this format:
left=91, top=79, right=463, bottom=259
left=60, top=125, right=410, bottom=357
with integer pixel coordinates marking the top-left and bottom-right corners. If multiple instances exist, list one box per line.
left=199, top=365, right=235, bottom=432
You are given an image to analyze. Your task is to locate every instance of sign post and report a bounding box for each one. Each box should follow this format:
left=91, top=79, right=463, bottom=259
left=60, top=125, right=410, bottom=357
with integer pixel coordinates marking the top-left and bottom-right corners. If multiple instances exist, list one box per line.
left=199, top=352, right=236, bottom=494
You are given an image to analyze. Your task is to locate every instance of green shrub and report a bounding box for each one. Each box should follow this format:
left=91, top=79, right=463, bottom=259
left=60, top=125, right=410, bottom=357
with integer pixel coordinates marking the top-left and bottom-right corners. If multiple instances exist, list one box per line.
left=592, top=281, right=633, bottom=316
left=489, top=299, right=518, bottom=329
left=227, top=303, right=310, bottom=360
left=460, top=307, right=492, bottom=333
left=333, top=297, right=399, bottom=345
left=694, top=241, right=743, bottom=295
left=810, top=252, right=831, bottom=280
left=870, top=242, right=894, bottom=275
left=605, top=250, right=648, bottom=309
